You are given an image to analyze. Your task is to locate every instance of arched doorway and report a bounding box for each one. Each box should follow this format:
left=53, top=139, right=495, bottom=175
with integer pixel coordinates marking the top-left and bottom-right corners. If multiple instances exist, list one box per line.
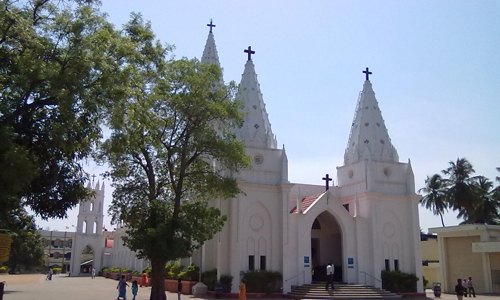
left=80, top=245, right=94, bottom=274
left=311, top=211, right=342, bottom=282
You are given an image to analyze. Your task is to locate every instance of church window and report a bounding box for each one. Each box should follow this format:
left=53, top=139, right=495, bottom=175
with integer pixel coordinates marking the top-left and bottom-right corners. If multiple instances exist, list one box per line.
left=90, top=201, right=94, bottom=211
left=394, top=259, right=399, bottom=271
left=383, top=167, right=391, bottom=177
left=365, top=123, right=369, bottom=126
left=82, top=221, right=87, bottom=234
left=343, top=204, right=349, bottom=212
left=385, top=259, right=390, bottom=271
left=254, top=124, right=259, bottom=129
left=93, top=221, right=98, bottom=234
left=253, top=105, right=257, bottom=109
left=260, top=256, right=266, bottom=270
left=312, top=218, right=321, bottom=230
left=364, top=140, right=369, bottom=144
left=380, top=140, right=385, bottom=144
left=248, top=255, right=255, bottom=270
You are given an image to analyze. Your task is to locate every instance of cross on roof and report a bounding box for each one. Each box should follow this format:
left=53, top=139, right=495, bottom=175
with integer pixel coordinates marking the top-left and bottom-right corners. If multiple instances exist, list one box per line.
left=91, top=174, right=96, bottom=184
left=244, top=46, right=255, bottom=61
left=207, top=19, right=216, bottom=33
left=363, top=67, right=372, bottom=81
left=322, top=174, right=333, bottom=191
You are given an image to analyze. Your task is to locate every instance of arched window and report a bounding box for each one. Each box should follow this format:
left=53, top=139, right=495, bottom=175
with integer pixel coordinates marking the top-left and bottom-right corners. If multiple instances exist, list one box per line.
left=90, top=201, right=94, bottom=211
left=82, top=221, right=87, bottom=234
left=93, top=221, right=98, bottom=234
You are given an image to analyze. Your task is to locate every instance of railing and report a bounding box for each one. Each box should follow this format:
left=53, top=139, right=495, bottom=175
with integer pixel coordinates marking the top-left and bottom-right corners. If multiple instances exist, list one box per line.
left=284, top=270, right=306, bottom=286
left=360, top=271, right=381, bottom=286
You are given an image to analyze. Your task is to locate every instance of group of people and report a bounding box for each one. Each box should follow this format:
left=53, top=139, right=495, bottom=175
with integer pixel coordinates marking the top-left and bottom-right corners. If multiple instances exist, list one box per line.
left=116, top=271, right=149, bottom=300
left=455, top=277, right=476, bottom=300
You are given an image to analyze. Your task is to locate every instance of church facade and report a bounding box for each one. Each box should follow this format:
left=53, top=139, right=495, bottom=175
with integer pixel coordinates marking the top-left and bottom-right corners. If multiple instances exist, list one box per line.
left=65, top=24, right=423, bottom=294
left=194, top=25, right=423, bottom=293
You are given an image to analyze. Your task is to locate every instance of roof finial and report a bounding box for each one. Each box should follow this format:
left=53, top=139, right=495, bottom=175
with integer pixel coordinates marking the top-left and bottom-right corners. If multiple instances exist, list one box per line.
left=322, top=174, right=333, bottom=191
left=244, top=46, right=255, bottom=61
left=363, top=67, right=372, bottom=81
left=91, top=174, right=96, bottom=185
left=207, top=19, right=216, bottom=33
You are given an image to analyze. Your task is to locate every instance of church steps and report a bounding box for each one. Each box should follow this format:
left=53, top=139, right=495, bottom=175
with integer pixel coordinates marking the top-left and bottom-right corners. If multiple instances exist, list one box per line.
left=287, top=283, right=402, bottom=300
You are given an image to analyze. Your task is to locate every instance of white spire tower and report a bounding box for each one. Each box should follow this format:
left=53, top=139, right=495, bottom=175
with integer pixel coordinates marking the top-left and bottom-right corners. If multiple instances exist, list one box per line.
left=233, top=46, right=277, bottom=149
left=344, top=68, right=399, bottom=165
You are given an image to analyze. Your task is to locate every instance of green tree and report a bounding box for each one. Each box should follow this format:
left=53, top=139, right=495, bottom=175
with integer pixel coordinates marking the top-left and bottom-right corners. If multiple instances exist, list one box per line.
left=419, top=174, right=448, bottom=227
left=465, top=176, right=500, bottom=224
left=101, top=15, right=250, bottom=300
left=0, top=0, right=129, bottom=219
left=442, top=158, right=477, bottom=220
left=0, top=208, right=44, bottom=272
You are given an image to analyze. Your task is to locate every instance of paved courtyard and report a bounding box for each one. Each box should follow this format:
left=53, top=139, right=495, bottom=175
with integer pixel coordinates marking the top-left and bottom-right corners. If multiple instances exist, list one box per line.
left=1, top=274, right=499, bottom=300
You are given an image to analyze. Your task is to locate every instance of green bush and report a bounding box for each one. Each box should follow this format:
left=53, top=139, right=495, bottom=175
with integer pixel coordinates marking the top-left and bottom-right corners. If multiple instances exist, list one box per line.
left=242, top=270, right=282, bottom=294
left=178, top=262, right=199, bottom=281
left=164, top=263, right=172, bottom=279
left=201, top=269, right=218, bottom=291
left=0, top=266, right=9, bottom=273
left=110, top=267, right=120, bottom=273
left=121, top=268, right=132, bottom=274
left=423, top=276, right=429, bottom=288
left=101, top=266, right=109, bottom=272
left=381, top=270, right=419, bottom=293
left=167, top=261, right=184, bottom=279
left=143, top=267, right=152, bottom=278
left=220, top=274, right=233, bottom=293
left=52, top=267, right=62, bottom=274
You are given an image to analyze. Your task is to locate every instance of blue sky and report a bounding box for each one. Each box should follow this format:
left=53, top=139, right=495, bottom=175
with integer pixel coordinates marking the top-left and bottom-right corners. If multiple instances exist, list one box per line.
left=36, top=0, right=500, bottom=232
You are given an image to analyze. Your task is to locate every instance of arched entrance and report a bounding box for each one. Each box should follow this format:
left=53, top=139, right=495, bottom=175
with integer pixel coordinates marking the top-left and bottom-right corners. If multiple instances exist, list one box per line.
left=80, top=245, right=94, bottom=274
left=311, top=211, right=342, bottom=282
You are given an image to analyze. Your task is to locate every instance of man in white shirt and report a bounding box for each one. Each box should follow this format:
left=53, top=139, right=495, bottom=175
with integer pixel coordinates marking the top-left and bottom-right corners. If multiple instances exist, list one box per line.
left=326, top=261, right=334, bottom=290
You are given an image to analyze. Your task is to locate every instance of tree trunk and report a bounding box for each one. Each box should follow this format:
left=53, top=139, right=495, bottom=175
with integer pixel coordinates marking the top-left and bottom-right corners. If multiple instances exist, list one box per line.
left=150, top=258, right=167, bottom=300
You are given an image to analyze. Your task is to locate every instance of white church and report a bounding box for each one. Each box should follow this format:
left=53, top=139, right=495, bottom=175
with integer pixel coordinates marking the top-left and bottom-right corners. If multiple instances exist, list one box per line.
left=67, top=23, right=423, bottom=294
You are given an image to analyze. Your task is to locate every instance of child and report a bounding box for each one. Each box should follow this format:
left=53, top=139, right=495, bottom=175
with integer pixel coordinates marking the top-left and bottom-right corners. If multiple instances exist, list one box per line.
left=131, top=280, right=138, bottom=300
left=117, top=275, right=129, bottom=300
left=178, top=278, right=182, bottom=300
left=239, top=279, right=246, bottom=300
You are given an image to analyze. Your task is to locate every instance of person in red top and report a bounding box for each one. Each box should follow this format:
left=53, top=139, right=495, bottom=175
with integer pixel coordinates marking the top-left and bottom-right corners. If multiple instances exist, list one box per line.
left=140, top=271, right=148, bottom=287
left=467, top=277, right=476, bottom=297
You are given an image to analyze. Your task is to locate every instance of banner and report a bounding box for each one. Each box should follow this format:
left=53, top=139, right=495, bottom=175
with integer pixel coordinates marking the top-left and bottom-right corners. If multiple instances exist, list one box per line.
left=0, top=234, right=13, bottom=263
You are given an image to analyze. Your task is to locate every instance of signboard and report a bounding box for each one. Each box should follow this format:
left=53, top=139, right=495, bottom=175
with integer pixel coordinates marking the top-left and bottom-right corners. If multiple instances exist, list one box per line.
left=304, top=256, right=310, bottom=267
left=0, top=234, right=13, bottom=263
left=348, top=258, right=354, bottom=265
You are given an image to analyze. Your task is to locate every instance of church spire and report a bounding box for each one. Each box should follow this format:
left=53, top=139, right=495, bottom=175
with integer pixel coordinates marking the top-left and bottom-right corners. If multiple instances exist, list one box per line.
left=344, top=68, right=399, bottom=165
left=201, top=20, right=222, bottom=72
left=233, top=47, right=277, bottom=149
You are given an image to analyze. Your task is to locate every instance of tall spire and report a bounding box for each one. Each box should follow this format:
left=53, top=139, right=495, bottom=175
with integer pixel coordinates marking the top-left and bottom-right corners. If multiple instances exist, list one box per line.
left=233, top=47, right=277, bottom=149
left=344, top=68, right=399, bottom=165
left=201, top=20, right=221, bottom=68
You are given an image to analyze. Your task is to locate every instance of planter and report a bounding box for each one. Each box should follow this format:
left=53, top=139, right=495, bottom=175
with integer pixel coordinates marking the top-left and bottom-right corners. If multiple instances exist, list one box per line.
left=126, top=274, right=132, bottom=281
left=163, top=279, right=199, bottom=294
left=109, top=272, right=119, bottom=280
left=105, top=272, right=110, bottom=278
left=131, top=276, right=142, bottom=283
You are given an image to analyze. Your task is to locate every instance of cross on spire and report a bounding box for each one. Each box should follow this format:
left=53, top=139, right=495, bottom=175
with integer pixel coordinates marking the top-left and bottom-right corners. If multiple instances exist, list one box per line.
left=244, top=46, right=255, bottom=61
left=322, top=174, right=333, bottom=191
left=91, top=174, right=96, bottom=185
left=207, top=19, right=216, bottom=33
left=363, top=67, right=372, bottom=81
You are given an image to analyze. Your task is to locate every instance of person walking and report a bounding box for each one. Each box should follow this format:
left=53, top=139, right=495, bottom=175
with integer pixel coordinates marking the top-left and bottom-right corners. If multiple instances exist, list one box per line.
left=326, top=261, right=334, bottom=291
left=238, top=279, right=247, bottom=300
left=467, top=277, right=476, bottom=297
left=177, top=279, right=182, bottom=300
left=131, top=280, right=138, bottom=300
left=117, top=275, right=129, bottom=300
left=140, top=271, right=148, bottom=287
left=455, top=279, right=467, bottom=300
left=91, top=267, right=96, bottom=279
left=462, top=278, right=468, bottom=297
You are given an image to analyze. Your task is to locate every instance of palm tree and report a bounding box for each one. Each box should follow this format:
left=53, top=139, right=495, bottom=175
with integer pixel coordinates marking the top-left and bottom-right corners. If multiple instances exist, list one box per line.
left=465, top=176, right=500, bottom=225
left=442, top=158, right=478, bottom=220
left=419, top=174, right=448, bottom=227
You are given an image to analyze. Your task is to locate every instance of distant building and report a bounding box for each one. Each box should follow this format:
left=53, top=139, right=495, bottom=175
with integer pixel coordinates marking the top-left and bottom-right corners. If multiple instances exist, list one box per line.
left=421, top=233, right=440, bottom=289
left=40, top=230, right=74, bottom=272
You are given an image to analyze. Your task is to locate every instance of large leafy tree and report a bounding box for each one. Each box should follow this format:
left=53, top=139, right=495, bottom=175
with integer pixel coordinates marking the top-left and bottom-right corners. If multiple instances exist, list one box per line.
left=0, top=0, right=129, bottom=219
left=419, top=174, right=448, bottom=227
left=0, top=208, right=45, bottom=272
left=101, top=15, right=250, bottom=300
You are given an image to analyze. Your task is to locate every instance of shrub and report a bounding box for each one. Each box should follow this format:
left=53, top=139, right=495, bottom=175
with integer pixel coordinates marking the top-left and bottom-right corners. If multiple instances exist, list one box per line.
left=178, top=262, right=199, bottom=281
left=242, top=270, right=282, bottom=294
left=220, top=274, right=233, bottom=293
left=164, top=263, right=172, bottom=279
left=0, top=266, right=9, bottom=273
left=381, top=270, right=419, bottom=293
left=52, top=267, right=62, bottom=274
left=121, top=268, right=132, bottom=274
left=101, top=266, right=109, bottom=272
left=423, top=276, right=429, bottom=288
left=167, top=261, right=184, bottom=279
left=110, top=267, right=120, bottom=273
left=201, top=269, right=218, bottom=291
left=132, top=270, right=141, bottom=276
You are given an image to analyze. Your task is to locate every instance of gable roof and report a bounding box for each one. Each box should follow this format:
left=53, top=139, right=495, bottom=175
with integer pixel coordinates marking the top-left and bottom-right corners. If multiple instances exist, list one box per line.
left=290, top=193, right=322, bottom=213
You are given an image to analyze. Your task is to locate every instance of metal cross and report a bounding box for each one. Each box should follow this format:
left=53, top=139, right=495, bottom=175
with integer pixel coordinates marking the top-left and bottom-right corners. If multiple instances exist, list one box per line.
left=363, top=67, right=372, bottom=81
left=207, top=19, right=216, bottom=33
left=91, top=174, right=96, bottom=184
left=322, top=174, right=333, bottom=191
left=244, top=46, right=255, bottom=61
